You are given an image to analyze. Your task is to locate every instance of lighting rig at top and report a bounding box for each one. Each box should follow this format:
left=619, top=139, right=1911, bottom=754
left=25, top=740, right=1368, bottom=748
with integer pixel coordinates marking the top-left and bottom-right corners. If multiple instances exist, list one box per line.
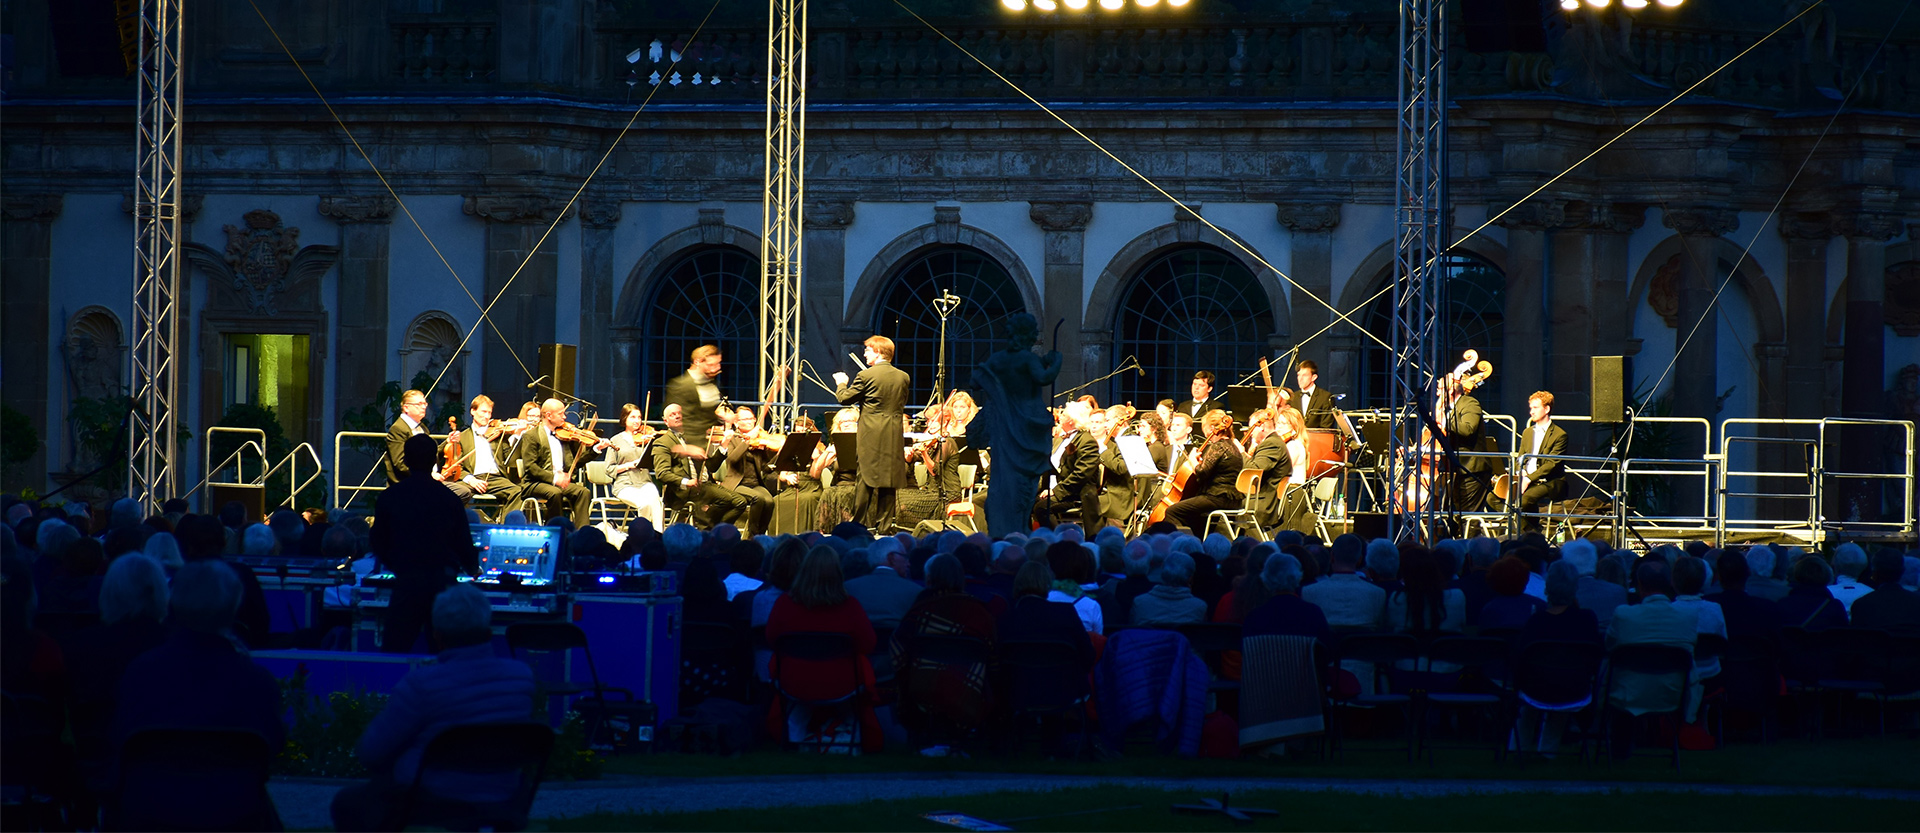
left=1001, top=0, right=1191, bottom=11
left=1559, top=0, right=1682, bottom=10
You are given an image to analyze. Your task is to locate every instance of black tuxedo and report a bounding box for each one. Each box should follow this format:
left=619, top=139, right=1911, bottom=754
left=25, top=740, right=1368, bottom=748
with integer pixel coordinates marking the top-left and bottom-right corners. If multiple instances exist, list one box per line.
left=1245, top=434, right=1292, bottom=525
left=664, top=371, right=726, bottom=450
left=1173, top=398, right=1223, bottom=421
left=370, top=466, right=477, bottom=652
left=384, top=416, right=426, bottom=485
left=650, top=427, right=752, bottom=529
left=516, top=424, right=591, bottom=528
left=1288, top=387, right=1337, bottom=430
left=439, top=427, right=519, bottom=507
left=1443, top=394, right=1493, bottom=512
left=1095, top=441, right=1137, bottom=525
left=1037, top=430, right=1100, bottom=527
left=835, top=360, right=911, bottom=530
left=1514, top=419, right=1570, bottom=520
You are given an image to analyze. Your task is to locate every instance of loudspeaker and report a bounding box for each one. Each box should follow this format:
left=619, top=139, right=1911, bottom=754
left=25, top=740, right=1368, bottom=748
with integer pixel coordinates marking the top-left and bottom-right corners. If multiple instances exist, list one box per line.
left=537, top=344, right=577, bottom=402
left=208, top=483, right=265, bottom=524
left=1591, top=356, right=1625, bottom=423
left=1348, top=511, right=1390, bottom=540
left=1461, top=0, right=1552, bottom=53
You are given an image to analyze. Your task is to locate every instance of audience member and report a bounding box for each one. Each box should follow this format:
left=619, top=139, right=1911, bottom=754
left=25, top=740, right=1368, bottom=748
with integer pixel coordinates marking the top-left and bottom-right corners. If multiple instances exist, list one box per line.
left=1043, top=541, right=1104, bottom=635
left=723, top=541, right=764, bottom=600
left=1827, top=544, right=1872, bottom=612
left=142, top=531, right=184, bottom=572
left=1704, top=550, right=1783, bottom=651
left=1669, top=555, right=1727, bottom=724
left=1131, top=551, right=1207, bottom=626
left=765, top=547, right=881, bottom=752
left=1242, top=553, right=1331, bottom=645
left=1478, top=556, right=1547, bottom=631
left=1560, top=538, right=1627, bottom=633
left=891, top=553, right=997, bottom=754
left=1514, top=561, right=1601, bottom=756
left=1385, top=547, right=1464, bottom=635
left=845, top=546, right=921, bottom=630
left=1303, top=538, right=1386, bottom=630
left=1603, top=560, right=1697, bottom=756
left=331, top=584, right=536, bottom=832
left=1742, top=546, right=1789, bottom=601
left=1775, top=555, right=1847, bottom=630
left=1849, top=550, right=1920, bottom=636
left=372, top=434, right=480, bottom=654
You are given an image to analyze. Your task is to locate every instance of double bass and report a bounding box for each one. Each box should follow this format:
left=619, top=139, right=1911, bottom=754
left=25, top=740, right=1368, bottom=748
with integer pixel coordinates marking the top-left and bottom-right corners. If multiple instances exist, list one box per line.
left=1400, top=349, right=1493, bottom=513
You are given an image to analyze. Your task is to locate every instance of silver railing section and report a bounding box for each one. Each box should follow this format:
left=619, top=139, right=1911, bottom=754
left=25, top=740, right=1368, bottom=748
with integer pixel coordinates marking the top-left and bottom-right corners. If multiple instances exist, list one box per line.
left=183, top=427, right=269, bottom=509
left=260, top=442, right=326, bottom=510
left=1817, top=418, right=1916, bottom=541
left=1717, top=418, right=1822, bottom=546
left=1508, top=453, right=1627, bottom=544
left=331, top=430, right=451, bottom=510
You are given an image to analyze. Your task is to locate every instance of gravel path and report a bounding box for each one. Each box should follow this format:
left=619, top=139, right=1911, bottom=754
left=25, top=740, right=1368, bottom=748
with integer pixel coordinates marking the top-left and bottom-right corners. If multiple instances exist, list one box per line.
left=270, top=772, right=1920, bottom=830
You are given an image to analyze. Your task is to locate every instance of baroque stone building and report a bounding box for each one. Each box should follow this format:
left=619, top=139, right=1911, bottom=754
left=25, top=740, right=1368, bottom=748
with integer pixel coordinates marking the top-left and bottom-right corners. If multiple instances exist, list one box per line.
left=2, top=0, right=1915, bottom=508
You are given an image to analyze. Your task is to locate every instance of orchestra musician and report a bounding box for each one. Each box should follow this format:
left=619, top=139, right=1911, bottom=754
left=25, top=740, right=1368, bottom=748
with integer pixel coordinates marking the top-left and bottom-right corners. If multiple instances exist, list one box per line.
left=1173, top=371, right=1224, bottom=420
left=1273, top=406, right=1317, bottom=533
left=1438, top=370, right=1494, bottom=513
left=1162, top=410, right=1246, bottom=533
left=1165, top=411, right=1195, bottom=467
left=765, top=415, right=826, bottom=536
left=664, top=344, right=733, bottom=462
left=517, top=399, right=593, bottom=528
left=1512, top=391, right=1569, bottom=530
left=813, top=408, right=862, bottom=531
left=1092, top=404, right=1138, bottom=528
left=1243, top=407, right=1289, bottom=528
left=1036, top=401, right=1100, bottom=528
left=1288, top=360, right=1338, bottom=430
left=384, top=389, right=433, bottom=486
left=439, top=394, right=519, bottom=508
left=650, top=403, right=753, bottom=529
left=833, top=335, right=911, bottom=532
left=897, top=403, right=964, bottom=529
left=719, top=405, right=776, bottom=535
left=601, top=402, right=665, bottom=529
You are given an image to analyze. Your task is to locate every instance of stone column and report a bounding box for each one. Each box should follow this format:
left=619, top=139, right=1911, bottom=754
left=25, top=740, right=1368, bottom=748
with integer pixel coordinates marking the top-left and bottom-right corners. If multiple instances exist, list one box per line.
left=464, top=195, right=570, bottom=399
left=1276, top=202, right=1341, bottom=361
left=576, top=196, right=621, bottom=412
left=319, top=195, right=396, bottom=417
left=1777, top=212, right=1833, bottom=420
left=1660, top=207, right=1738, bottom=433
left=1030, top=201, right=1093, bottom=397
left=1549, top=202, right=1644, bottom=422
left=1, top=195, right=62, bottom=492
left=1835, top=212, right=1902, bottom=522
left=803, top=200, right=855, bottom=403
left=1497, top=199, right=1559, bottom=418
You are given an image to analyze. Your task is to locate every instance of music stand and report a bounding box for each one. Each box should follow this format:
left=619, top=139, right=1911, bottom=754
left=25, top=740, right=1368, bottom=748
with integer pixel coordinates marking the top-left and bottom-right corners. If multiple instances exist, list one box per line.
left=1225, top=385, right=1267, bottom=424
left=770, top=432, right=821, bottom=532
left=831, top=434, right=860, bottom=478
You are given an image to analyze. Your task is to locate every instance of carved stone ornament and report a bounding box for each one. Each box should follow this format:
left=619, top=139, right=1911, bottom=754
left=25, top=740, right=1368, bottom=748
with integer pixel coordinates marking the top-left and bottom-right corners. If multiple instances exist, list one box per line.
left=1886, top=261, right=1920, bottom=337
left=1495, top=198, right=1566, bottom=231
left=934, top=204, right=962, bottom=244
left=185, top=209, right=338, bottom=316
left=1661, top=206, right=1739, bottom=238
left=318, top=195, right=396, bottom=225
left=1648, top=253, right=1683, bottom=328
left=1274, top=202, right=1341, bottom=233
left=1832, top=212, right=1902, bottom=242
left=1777, top=211, right=1832, bottom=241
left=1175, top=205, right=1203, bottom=243
left=461, top=194, right=574, bottom=225
left=803, top=200, right=855, bottom=230
left=1028, top=201, right=1092, bottom=233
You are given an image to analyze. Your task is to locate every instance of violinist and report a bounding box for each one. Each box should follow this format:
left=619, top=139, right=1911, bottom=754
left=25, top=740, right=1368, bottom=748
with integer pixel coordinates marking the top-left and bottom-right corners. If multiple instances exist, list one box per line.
left=516, top=398, right=592, bottom=528
left=1243, top=407, right=1290, bottom=528
left=766, top=415, right=826, bottom=536
left=440, top=394, right=520, bottom=507
left=1274, top=406, right=1317, bottom=534
left=897, top=403, right=964, bottom=529
left=812, top=408, right=863, bottom=531
left=720, top=405, right=775, bottom=535
left=601, top=402, right=665, bottom=529
left=1161, top=409, right=1246, bottom=533
left=650, top=403, right=753, bottom=530
left=1034, top=400, right=1100, bottom=528
left=1092, top=405, right=1137, bottom=528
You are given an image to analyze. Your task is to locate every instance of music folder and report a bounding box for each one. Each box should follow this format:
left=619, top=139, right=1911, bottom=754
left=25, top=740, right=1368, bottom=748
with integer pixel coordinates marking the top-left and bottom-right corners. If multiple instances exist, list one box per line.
left=771, top=432, right=820, bottom=472
left=830, top=434, right=860, bottom=474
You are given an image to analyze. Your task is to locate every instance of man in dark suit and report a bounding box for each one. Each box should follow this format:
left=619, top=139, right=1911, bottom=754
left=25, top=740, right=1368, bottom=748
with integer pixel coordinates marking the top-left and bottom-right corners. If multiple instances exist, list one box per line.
left=1036, top=403, right=1101, bottom=527
left=1440, top=374, right=1494, bottom=512
left=719, top=405, right=776, bottom=534
left=1172, top=371, right=1224, bottom=420
left=652, top=403, right=753, bottom=528
left=440, top=394, right=519, bottom=511
left=1513, top=390, right=1569, bottom=530
left=663, top=344, right=731, bottom=463
left=1288, top=360, right=1338, bottom=430
left=516, top=399, right=593, bottom=529
left=384, top=388, right=432, bottom=485
left=833, top=335, right=911, bottom=532
left=1093, top=407, right=1139, bottom=528
left=371, top=433, right=478, bottom=653
left=1244, top=409, right=1292, bottom=527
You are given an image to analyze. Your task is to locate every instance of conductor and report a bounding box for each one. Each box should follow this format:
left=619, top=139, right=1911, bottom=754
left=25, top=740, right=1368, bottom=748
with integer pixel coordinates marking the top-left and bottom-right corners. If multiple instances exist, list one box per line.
left=833, top=336, right=911, bottom=532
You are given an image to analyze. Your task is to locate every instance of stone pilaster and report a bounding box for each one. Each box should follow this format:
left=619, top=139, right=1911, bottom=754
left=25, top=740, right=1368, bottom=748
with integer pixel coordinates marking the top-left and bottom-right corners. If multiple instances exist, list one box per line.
left=463, top=194, right=571, bottom=399
left=1660, top=206, right=1738, bottom=434
left=1, top=194, right=62, bottom=493
left=1496, top=198, right=1562, bottom=418
left=1276, top=202, right=1341, bottom=365
left=578, top=195, right=622, bottom=411
left=1777, top=212, right=1833, bottom=420
left=1834, top=211, right=1901, bottom=522
left=1548, top=201, right=1643, bottom=421
left=319, top=195, right=396, bottom=429
left=803, top=199, right=855, bottom=402
left=1030, top=201, right=1093, bottom=398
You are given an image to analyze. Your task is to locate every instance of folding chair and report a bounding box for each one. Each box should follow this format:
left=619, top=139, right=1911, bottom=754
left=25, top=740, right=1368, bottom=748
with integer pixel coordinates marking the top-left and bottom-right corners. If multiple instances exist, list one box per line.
left=1512, top=639, right=1604, bottom=764
left=1205, top=468, right=1267, bottom=541
left=506, top=622, right=653, bottom=752
left=1599, top=643, right=1693, bottom=769
left=1330, top=632, right=1421, bottom=762
left=396, top=722, right=554, bottom=833
left=770, top=631, right=869, bottom=752
left=1000, top=638, right=1096, bottom=759
left=112, top=728, right=276, bottom=831
left=584, top=461, right=632, bottom=528
left=1418, top=635, right=1514, bottom=765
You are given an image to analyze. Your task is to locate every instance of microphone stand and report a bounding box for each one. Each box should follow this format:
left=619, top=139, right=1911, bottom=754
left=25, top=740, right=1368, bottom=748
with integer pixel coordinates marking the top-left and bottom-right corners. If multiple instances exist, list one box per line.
left=1055, top=358, right=1142, bottom=400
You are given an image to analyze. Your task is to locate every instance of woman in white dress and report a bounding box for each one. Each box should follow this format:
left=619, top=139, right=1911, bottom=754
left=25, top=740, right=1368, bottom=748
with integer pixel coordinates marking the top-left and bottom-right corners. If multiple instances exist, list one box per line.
left=602, top=403, right=664, bottom=528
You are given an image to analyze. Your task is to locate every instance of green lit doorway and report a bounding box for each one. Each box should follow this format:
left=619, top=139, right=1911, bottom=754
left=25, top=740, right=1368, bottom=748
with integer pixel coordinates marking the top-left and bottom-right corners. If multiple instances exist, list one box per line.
left=225, top=333, right=311, bottom=448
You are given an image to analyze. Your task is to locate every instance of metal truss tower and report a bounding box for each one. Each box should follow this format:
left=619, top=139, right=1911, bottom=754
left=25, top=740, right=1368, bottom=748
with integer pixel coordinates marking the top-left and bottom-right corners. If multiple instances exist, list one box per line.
left=129, top=0, right=185, bottom=511
left=759, top=0, right=806, bottom=427
left=1389, top=0, right=1449, bottom=540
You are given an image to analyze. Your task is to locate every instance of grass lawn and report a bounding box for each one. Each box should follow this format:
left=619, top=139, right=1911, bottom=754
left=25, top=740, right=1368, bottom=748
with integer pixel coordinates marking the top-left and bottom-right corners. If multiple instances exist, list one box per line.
left=544, top=786, right=1920, bottom=831
left=598, top=735, right=1920, bottom=791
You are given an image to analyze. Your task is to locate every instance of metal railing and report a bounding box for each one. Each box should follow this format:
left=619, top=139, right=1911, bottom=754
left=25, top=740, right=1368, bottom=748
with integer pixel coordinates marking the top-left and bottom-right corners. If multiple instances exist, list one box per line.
left=184, top=427, right=268, bottom=510
left=1509, top=452, right=1627, bottom=545
left=260, top=442, right=326, bottom=510
left=1717, top=418, right=1821, bottom=546
left=1818, top=418, right=1916, bottom=542
left=331, top=430, right=451, bottom=511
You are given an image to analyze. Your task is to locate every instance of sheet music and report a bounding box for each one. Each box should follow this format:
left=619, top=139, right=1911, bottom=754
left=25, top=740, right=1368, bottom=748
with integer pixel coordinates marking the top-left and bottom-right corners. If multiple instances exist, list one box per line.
left=1115, top=435, right=1160, bottom=477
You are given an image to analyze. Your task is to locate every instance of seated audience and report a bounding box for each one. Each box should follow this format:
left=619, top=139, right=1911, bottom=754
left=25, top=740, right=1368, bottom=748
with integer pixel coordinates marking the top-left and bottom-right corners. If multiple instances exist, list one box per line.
left=1850, top=550, right=1920, bottom=636
left=1775, top=555, right=1847, bottom=631
left=893, top=554, right=998, bottom=753
left=1668, top=555, right=1727, bottom=725
left=1742, top=546, right=1790, bottom=601
left=1478, top=555, right=1547, bottom=631
left=1242, top=553, right=1332, bottom=646
left=1385, top=547, right=1464, bottom=635
left=1514, top=561, right=1601, bottom=756
left=765, top=547, right=881, bottom=752
left=1560, top=538, right=1626, bottom=633
left=844, top=546, right=922, bottom=630
left=331, top=584, right=537, bottom=832
left=1827, top=543, right=1873, bottom=613
left=1603, top=560, right=1698, bottom=757
left=996, top=560, right=1096, bottom=707
left=1302, top=539, right=1386, bottom=630
left=61, top=554, right=171, bottom=781
left=1131, top=551, right=1207, bottom=626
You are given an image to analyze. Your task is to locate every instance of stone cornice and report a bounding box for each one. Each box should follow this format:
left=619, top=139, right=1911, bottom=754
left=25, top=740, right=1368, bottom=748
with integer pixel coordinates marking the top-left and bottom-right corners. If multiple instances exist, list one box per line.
left=2, top=193, right=63, bottom=222
left=579, top=196, right=622, bottom=230
left=318, top=194, right=397, bottom=225
left=1662, top=206, right=1739, bottom=238
left=1494, top=198, right=1565, bottom=231
left=1831, top=212, right=1903, bottom=241
left=803, top=200, right=855, bottom=230
left=1777, top=212, right=1833, bottom=241
left=461, top=194, right=574, bottom=225
left=1275, top=202, right=1341, bottom=233
left=1028, top=201, right=1092, bottom=233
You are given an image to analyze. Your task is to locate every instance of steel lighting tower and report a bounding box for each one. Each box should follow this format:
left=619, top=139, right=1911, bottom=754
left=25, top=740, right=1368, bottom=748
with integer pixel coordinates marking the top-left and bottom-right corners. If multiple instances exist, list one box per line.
left=1389, top=0, right=1449, bottom=540
left=129, top=0, right=186, bottom=511
left=759, top=0, right=806, bottom=427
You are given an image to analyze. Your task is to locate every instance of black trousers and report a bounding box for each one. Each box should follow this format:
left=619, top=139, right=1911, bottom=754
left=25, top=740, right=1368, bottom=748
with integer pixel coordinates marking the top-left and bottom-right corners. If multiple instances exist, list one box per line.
left=382, top=577, right=451, bottom=654
left=1451, top=468, right=1491, bottom=513
left=851, top=482, right=897, bottom=532
left=521, top=480, right=591, bottom=528
left=1517, top=477, right=1566, bottom=530
left=1164, top=493, right=1241, bottom=535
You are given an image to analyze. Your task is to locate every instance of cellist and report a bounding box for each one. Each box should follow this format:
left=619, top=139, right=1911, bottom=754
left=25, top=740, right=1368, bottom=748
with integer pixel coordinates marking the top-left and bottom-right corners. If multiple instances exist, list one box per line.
left=1160, top=409, right=1246, bottom=533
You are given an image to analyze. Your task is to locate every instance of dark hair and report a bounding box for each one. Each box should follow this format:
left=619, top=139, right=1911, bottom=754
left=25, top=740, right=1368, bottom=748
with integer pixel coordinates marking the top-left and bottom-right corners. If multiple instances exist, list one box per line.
left=789, top=547, right=848, bottom=609
left=1635, top=559, right=1675, bottom=598
left=1673, top=556, right=1708, bottom=596
left=1193, top=371, right=1215, bottom=386
left=765, top=537, right=807, bottom=591
left=1715, top=549, right=1750, bottom=589
left=924, top=553, right=965, bottom=594
left=1012, top=561, right=1055, bottom=599
left=1297, top=360, right=1318, bottom=375
left=1398, top=547, right=1448, bottom=633
left=1488, top=556, right=1531, bottom=597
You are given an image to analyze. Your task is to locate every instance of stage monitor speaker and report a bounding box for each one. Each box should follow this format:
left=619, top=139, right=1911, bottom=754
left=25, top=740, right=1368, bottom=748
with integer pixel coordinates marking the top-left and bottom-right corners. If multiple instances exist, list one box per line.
left=1461, top=0, right=1552, bottom=53
left=1591, top=356, right=1625, bottom=423
left=537, top=344, right=577, bottom=402
left=1348, top=511, right=1389, bottom=540
left=208, top=483, right=265, bottom=525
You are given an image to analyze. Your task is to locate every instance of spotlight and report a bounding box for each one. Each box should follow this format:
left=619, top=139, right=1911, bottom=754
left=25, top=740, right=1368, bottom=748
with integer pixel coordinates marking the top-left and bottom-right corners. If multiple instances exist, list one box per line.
left=1100, top=0, right=1124, bottom=8
left=1560, top=0, right=1578, bottom=7
left=1168, top=0, right=1191, bottom=5
left=1064, top=0, right=1089, bottom=8
left=1656, top=0, right=1682, bottom=6
left=1622, top=0, right=1647, bottom=6
left=1001, top=0, right=1026, bottom=9
left=1137, top=0, right=1160, bottom=7
left=1584, top=0, right=1610, bottom=7
left=1033, top=0, right=1056, bottom=9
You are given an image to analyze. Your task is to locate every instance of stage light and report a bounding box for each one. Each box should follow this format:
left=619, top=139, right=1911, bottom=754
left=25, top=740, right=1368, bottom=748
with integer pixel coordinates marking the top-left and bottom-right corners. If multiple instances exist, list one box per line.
left=1100, top=0, right=1124, bottom=8
left=1585, top=0, right=1610, bottom=7
left=1622, top=0, right=1647, bottom=6
left=1137, top=0, right=1160, bottom=7
left=1001, top=0, right=1026, bottom=9
left=1168, top=0, right=1191, bottom=6
left=1656, top=0, right=1682, bottom=6
left=1560, top=0, right=1579, bottom=7
left=1064, top=0, right=1089, bottom=9
left=1033, top=0, right=1056, bottom=9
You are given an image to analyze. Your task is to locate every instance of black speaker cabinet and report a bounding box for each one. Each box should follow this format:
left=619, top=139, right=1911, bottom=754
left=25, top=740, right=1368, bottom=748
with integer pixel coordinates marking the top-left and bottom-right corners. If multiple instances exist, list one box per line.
left=537, top=344, right=577, bottom=402
left=1591, top=356, right=1625, bottom=423
left=207, top=483, right=265, bottom=524
left=1348, top=511, right=1390, bottom=540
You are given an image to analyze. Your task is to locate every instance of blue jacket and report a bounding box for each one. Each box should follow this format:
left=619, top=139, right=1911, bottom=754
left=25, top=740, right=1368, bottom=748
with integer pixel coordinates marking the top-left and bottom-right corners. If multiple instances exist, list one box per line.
left=1095, top=628, right=1207, bottom=757
left=113, top=628, right=286, bottom=754
left=355, top=642, right=537, bottom=796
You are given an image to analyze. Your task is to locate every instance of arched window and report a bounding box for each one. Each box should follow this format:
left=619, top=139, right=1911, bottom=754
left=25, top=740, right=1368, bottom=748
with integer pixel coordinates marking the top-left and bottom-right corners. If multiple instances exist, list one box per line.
left=639, top=247, right=760, bottom=406
left=1113, top=246, right=1275, bottom=409
left=871, top=246, right=1027, bottom=404
left=1357, top=254, right=1507, bottom=409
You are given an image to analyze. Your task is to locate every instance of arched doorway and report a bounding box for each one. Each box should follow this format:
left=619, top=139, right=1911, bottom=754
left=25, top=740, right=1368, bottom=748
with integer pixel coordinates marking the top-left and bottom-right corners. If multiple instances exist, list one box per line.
left=1113, top=246, right=1276, bottom=408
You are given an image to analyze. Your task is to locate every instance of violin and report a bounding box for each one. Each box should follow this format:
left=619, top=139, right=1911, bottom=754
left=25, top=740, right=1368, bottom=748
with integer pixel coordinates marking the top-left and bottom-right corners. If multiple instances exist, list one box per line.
left=477, top=417, right=529, bottom=442
left=552, top=422, right=601, bottom=445
left=441, top=417, right=465, bottom=481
